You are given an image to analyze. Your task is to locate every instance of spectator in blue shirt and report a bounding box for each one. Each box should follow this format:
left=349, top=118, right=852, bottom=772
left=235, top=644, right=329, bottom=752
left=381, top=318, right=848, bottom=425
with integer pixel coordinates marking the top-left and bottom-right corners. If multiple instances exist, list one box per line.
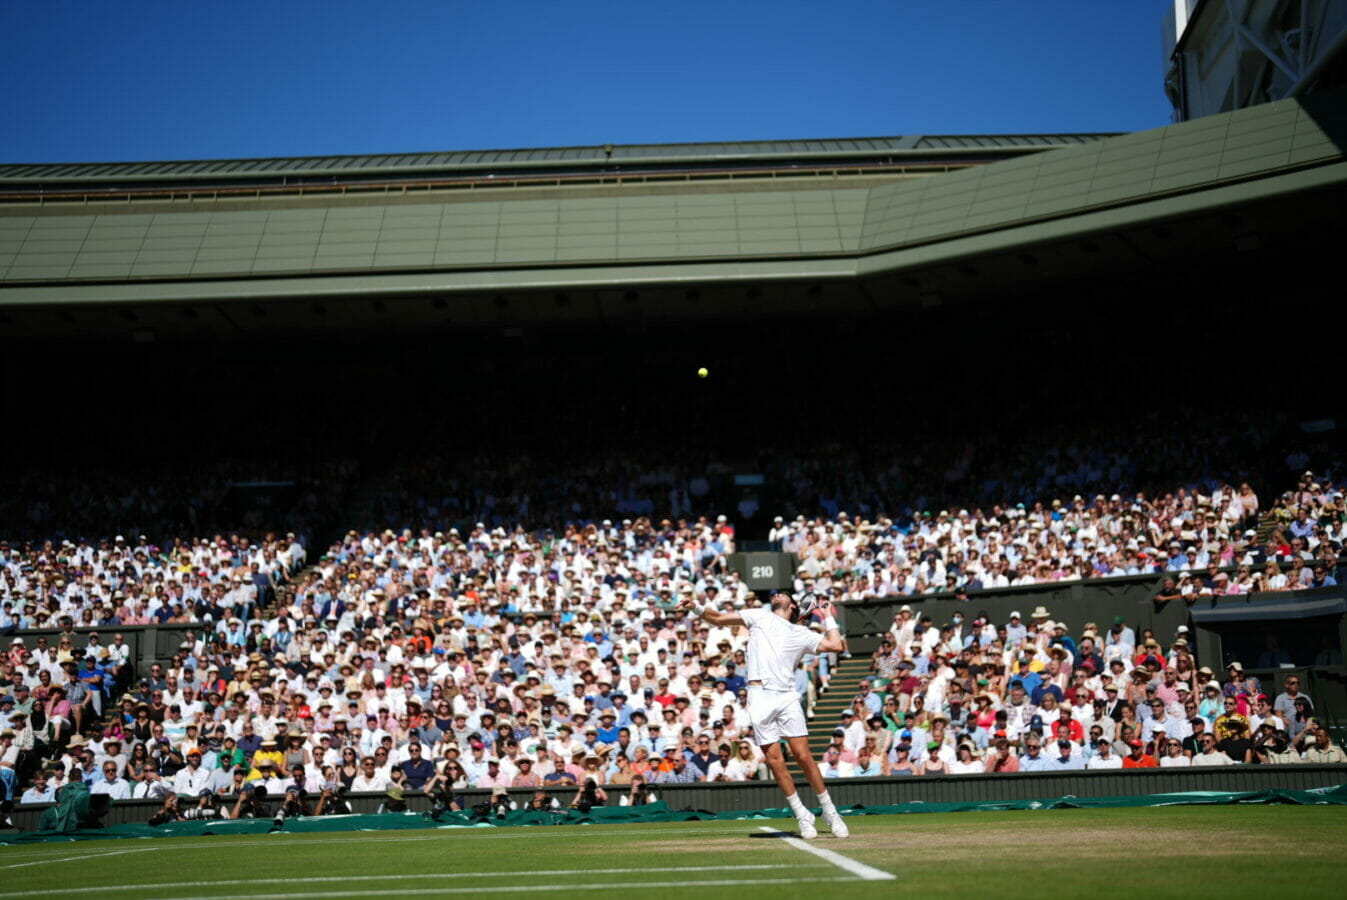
left=1049, top=738, right=1084, bottom=770
left=1018, top=738, right=1054, bottom=772
left=595, top=711, right=620, bottom=744
left=1030, top=678, right=1063, bottom=708
left=687, top=736, right=715, bottom=779
left=722, top=664, right=746, bottom=695
left=78, top=657, right=107, bottom=717
left=399, top=741, right=435, bottom=789
left=590, top=682, right=616, bottom=711
left=642, top=723, right=667, bottom=756
left=1016, top=663, right=1043, bottom=699
left=855, top=681, right=883, bottom=716
left=502, top=643, right=528, bottom=675
left=1289, top=510, right=1315, bottom=540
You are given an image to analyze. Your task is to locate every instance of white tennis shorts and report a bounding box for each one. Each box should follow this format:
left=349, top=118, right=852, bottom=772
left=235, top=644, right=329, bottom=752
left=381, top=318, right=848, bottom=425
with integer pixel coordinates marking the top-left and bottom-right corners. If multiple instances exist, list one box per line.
left=748, top=686, right=807, bottom=745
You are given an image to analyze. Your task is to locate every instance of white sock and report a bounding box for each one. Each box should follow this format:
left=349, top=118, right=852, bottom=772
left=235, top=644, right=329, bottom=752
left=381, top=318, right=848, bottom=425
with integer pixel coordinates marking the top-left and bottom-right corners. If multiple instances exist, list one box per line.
left=785, top=792, right=808, bottom=816
left=817, top=791, right=837, bottom=815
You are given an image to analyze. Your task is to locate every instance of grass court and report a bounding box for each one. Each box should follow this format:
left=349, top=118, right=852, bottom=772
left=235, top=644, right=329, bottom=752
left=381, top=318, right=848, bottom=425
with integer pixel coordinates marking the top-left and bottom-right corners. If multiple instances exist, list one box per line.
left=2, top=805, right=1344, bottom=899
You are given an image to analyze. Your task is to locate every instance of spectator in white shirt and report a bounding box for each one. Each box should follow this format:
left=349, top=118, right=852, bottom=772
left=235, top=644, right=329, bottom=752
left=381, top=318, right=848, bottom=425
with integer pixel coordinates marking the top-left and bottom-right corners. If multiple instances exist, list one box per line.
left=1159, top=738, right=1191, bottom=767
left=351, top=756, right=392, bottom=792
left=1191, top=733, right=1235, bottom=766
left=1085, top=739, right=1123, bottom=769
left=172, top=748, right=211, bottom=796
left=131, top=767, right=171, bottom=800
left=705, top=744, right=746, bottom=782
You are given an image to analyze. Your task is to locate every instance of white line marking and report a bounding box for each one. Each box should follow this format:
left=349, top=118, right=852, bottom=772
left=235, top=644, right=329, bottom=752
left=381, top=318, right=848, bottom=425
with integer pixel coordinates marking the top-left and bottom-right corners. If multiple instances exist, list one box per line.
left=757, top=826, right=895, bottom=881
left=0, top=864, right=824, bottom=897
left=0, top=848, right=155, bottom=869
left=148, top=877, right=852, bottom=900
left=0, top=822, right=751, bottom=855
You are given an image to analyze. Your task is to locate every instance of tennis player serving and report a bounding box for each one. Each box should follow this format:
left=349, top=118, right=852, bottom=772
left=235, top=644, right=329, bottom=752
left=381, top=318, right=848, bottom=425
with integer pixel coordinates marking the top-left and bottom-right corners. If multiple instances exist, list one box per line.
left=679, top=588, right=849, bottom=838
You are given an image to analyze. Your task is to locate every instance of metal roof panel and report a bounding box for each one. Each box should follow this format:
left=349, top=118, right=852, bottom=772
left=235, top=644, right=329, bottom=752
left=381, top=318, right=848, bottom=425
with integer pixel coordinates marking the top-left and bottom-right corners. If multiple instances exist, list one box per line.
left=0, top=134, right=1117, bottom=185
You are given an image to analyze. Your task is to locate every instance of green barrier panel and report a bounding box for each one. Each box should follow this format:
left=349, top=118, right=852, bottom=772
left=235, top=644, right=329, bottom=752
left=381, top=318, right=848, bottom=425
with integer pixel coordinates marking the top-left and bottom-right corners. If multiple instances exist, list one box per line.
left=6, top=787, right=1347, bottom=845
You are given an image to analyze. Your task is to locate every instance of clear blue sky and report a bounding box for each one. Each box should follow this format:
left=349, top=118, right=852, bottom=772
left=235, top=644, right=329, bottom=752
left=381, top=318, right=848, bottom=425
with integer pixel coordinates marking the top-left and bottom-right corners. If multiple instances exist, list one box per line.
left=2, top=1, right=1175, bottom=163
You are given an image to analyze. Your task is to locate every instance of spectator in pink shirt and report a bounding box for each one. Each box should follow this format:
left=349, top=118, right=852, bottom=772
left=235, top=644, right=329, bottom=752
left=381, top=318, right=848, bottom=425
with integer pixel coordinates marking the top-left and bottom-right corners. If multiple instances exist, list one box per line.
left=984, top=738, right=1020, bottom=774
left=477, top=759, right=512, bottom=789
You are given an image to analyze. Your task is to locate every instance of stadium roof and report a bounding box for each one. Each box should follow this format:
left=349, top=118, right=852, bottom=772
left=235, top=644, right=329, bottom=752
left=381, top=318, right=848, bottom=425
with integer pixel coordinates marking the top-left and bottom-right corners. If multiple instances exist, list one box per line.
left=1, top=87, right=1344, bottom=335
left=0, top=134, right=1113, bottom=186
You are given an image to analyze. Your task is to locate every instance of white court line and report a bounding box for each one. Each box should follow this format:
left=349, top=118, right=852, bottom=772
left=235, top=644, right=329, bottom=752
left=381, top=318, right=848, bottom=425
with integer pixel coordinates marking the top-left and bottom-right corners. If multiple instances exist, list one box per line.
left=757, top=826, right=895, bottom=881
left=0, top=848, right=155, bottom=869
left=0, top=823, right=747, bottom=856
left=0, top=864, right=824, bottom=897
left=148, top=877, right=851, bottom=900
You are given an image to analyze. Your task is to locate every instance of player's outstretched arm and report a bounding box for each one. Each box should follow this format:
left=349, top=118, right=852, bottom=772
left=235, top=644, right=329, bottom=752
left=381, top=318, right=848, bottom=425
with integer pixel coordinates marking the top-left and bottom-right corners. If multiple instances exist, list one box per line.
left=676, top=596, right=744, bottom=628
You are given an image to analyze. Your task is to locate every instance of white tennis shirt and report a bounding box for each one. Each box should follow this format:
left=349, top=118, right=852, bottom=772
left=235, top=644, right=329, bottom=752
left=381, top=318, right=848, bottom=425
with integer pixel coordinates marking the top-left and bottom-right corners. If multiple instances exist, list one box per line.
left=741, top=607, right=823, bottom=692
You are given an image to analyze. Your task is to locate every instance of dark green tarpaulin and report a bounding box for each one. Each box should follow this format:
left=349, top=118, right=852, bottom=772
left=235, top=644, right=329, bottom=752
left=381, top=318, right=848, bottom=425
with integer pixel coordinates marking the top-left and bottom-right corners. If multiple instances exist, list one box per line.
left=35, top=780, right=89, bottom=834
left=6, top=786, right=1347, bottom=845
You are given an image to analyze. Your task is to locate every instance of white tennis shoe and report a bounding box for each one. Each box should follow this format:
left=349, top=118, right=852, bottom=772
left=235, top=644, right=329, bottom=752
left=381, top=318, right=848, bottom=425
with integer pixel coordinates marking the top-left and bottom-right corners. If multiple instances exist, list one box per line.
left=823, top=810, right=850, bottom=838
left=796, top=809, right=818, bottom=839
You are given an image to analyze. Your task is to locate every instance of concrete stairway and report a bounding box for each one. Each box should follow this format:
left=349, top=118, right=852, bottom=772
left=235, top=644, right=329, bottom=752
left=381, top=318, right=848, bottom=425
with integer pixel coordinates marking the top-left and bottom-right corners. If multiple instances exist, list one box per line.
left=784, top=654, right=874, bottom=780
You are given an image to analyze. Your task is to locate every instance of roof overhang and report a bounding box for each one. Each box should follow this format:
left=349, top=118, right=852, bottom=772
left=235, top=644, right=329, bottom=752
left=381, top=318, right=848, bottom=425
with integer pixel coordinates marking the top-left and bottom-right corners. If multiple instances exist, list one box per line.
left=1192, top=590, right=1346, bottom=623
left=2, top=87, right=1343, bottom=336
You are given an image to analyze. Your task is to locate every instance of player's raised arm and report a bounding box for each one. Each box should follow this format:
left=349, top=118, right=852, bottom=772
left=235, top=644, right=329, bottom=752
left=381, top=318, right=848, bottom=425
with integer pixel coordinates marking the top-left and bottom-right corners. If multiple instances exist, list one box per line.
left=676, top=595, right=744, bottom=627
left=814, top=600, right=846, bottom=654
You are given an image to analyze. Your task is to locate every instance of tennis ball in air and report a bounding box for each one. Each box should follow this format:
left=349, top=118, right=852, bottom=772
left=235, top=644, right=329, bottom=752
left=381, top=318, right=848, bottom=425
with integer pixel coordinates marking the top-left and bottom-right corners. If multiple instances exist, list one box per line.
left=697, top=367, right=709, bottom=378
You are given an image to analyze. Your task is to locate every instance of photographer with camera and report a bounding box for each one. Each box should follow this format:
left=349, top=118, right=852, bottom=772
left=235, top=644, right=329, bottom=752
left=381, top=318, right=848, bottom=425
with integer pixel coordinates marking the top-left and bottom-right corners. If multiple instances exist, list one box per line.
left=471, top=787, right=514, bottom=821
left=147, top=792, right=181, bottom=827
left=180, top=789, right=223, bottom=821
left=231, top=785, right=271, bottom=820
left=423, top=764, right=465, bottom=816
left=314, top=781, right=352, bottom=815
left=569, top=777, right=606, bottom=813
left=527, top=789, right=558, bottom=812
left=622, top=774, right=654, bottom=807
left=276, top=785, right=311, bottom=824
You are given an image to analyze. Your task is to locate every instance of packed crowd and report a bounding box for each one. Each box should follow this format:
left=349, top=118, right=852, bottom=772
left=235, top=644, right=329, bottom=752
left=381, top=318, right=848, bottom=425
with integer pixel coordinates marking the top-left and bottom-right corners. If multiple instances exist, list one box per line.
left=0, top=450, right=1342, bottom=820
left=4, top=471, right=1342, bottom=640
left=828, top=604, right=1344, bottom=777
left=776, top=470, right=1346, bottom=599
left=2, top=590, right=1341, bottom=822
left=1, top=533, right=306, bottom=633
left=0, top=573, right=781, bottom=819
